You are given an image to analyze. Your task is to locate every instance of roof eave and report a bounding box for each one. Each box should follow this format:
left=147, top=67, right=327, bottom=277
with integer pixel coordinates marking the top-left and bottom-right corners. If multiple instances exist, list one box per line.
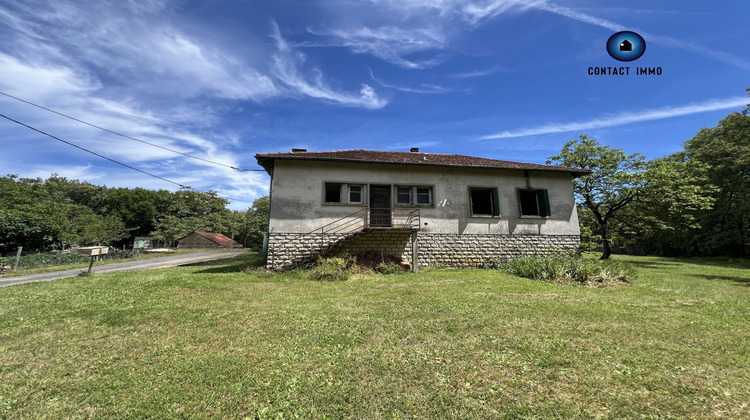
left=254, top=154, right=589, bottom=175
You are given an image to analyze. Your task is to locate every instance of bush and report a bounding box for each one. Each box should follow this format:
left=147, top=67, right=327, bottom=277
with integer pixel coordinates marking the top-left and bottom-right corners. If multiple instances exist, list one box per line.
left=309, top=256, right=355, bottom=281
left=503, top=255, right=634, bottom=285
left=375, top=262, right=405, bottom=275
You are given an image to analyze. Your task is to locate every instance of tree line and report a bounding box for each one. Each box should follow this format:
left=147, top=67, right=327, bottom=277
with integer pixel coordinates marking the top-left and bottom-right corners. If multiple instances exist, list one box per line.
left=2, top=109, right=747, bottom=259
left=549, top=109, right=749, bottom=258
left=0, top=176, right=269, bottom=254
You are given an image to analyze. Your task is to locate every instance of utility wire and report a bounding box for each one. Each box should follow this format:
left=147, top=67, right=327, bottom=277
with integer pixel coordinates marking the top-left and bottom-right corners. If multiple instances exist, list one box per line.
left=0, top=113, right=256, bottom=203
left=0, top=91, right=265, bottom=172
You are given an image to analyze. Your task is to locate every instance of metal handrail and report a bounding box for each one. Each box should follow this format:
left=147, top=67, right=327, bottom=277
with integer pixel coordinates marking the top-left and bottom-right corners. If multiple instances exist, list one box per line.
left=366, top=208, right=421, bottom=230
left=307, top=207, right=421, bottom=234
left=307, top=208, right=367, bottom=234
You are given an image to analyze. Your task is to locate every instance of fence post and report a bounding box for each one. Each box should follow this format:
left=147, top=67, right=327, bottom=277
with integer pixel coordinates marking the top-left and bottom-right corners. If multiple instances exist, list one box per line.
left=13, top=246, right=22, bottom=270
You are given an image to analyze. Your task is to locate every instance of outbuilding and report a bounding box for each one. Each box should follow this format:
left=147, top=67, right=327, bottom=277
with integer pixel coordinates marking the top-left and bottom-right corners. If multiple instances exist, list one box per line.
left=177, top=231, right=241, bottom=249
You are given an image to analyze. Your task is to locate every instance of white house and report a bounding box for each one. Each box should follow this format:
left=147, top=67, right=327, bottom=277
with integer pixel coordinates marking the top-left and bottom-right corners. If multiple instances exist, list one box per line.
left=255, top=148, right=588, bottom=270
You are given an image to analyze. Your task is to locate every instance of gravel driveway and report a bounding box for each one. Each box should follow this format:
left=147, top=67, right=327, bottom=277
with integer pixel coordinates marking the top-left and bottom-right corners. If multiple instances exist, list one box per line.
left=0, top=250, right=247, bottom=288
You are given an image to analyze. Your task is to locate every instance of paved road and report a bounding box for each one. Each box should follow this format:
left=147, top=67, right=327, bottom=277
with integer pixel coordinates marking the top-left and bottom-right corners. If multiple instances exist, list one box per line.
left=0, top=250, right=247, bottom=288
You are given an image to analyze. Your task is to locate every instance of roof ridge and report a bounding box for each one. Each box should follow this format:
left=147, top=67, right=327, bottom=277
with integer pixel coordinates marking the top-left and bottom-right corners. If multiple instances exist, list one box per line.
left=255, top=149, right=589, bottom=176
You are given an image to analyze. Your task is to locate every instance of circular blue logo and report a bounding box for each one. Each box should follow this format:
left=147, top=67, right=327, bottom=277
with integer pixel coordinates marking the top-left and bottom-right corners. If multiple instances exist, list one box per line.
left=606, top=31, right=646, bottom=62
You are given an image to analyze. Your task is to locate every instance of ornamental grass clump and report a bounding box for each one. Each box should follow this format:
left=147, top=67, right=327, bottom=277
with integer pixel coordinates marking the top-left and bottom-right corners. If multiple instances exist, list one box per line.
left=503, top=255, right=634, bottom=285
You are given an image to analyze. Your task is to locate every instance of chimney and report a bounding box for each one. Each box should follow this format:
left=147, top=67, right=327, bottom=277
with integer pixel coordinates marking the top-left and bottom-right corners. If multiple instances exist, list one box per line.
left=410, top=147, right=420, bottom=153
left=291, top=148, right=307, bottom=153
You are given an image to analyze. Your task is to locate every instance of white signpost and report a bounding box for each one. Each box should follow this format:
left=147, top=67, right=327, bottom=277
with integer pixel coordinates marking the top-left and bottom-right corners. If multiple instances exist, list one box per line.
left=76, top=246, right=109, bottom=274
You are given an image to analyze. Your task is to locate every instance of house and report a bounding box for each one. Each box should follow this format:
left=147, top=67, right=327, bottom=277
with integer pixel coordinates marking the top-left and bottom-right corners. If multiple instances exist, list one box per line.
left=255, top=149, right=588, bottom=270
left=177, top=231, right=241, bottom=249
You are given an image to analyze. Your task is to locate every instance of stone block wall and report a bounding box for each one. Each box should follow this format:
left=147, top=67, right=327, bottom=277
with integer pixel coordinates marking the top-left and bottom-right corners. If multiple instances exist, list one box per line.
left=267, top=231, right=579, bottom=270
left=266, top=232, right=352, bottom=270
left=330, top=231, right=413, bottom=262
left=417, top=234, right=580, bottom=268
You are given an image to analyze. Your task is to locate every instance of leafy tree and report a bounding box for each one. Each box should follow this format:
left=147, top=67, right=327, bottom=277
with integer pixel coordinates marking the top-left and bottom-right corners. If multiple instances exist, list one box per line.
left=610, top=157, right=715, bottom=255
left=236, top=196, right=269, bottom=250
left=682, top=112, right=750, bottom=256
left=150, top=189, right=232, bottom=246
left=548, top=135, right=646, bottom=259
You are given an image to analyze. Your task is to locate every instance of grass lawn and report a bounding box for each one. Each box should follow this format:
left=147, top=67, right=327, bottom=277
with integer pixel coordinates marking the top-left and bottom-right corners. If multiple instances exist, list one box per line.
left=1, top=254, right=748, bottom=418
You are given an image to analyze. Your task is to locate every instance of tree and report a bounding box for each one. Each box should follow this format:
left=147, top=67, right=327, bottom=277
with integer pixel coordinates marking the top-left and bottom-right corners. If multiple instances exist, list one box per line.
left=682, top=112, right=750, bottom=256
left=150, top=189, right=232, bottom=246
left=609, top=157, right=715, bottom=255
left=547, top=135, right=646, bottom=259
left=236, top=196, right=269, bottom=250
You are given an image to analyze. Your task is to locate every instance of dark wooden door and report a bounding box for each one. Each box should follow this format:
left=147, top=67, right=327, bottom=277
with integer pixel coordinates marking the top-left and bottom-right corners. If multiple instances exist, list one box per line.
left=369, top=185, right=391, bottom=227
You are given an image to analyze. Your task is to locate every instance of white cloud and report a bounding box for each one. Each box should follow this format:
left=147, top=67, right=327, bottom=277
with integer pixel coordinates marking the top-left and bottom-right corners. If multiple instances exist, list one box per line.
left=369, top=69, right=452, bottom=94
left=270, top=22, right=387, bottom=109
left=480, top=96, right=749, bottom=139
left=536, top=2, right=750, bottom=70
left=447, top=65, right=505, bottom=78
left=361, top=0, right=750, bottom=71
left=308, top=25, right=447, bottom=69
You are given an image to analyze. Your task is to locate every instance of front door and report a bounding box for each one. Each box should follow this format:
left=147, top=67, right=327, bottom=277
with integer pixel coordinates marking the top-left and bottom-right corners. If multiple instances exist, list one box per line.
left=369, top=185, right=391, bottom=227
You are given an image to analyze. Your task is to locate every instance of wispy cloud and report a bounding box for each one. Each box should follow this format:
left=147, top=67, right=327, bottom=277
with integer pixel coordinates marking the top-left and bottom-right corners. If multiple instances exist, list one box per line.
left=369, top=69, right=452, bottom=94
left=447, top=65, right=505, bottom=78
left=536, top=2, right=750, bottom=70
left=363, top=0, right=750, bottom=71
left=479, top=96, right=749, bottom=139
left=270, top=22, right=387, bottom=109
left=365, top=0, right=543, bottom=26
left=307, top=25, right=447, bottom=69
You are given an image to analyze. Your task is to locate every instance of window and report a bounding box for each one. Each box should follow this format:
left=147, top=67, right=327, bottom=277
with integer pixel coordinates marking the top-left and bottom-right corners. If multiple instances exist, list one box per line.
left=325, top=183, right=366, bottom=204
left=416, top=187, right=431, bottom=205
left=518, top=189, right=551, bottom=217
left=396, top=186, right=411, bottom=204
left=395, top=186, right=433, bottom=206
left=470, top=187, right=500, bottom=216
left=348, top=185, right=363, bottom=203
left=325, top=183, right=342, bottom=203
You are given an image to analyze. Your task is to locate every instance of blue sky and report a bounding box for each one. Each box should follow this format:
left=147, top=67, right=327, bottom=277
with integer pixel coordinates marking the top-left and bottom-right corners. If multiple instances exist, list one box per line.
left=1, top=0, right=748, bottom=209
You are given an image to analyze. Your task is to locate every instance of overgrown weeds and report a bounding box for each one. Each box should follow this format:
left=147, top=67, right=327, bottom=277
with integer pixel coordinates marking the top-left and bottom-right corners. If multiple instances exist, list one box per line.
left=310, top=255, right=357, bottom=281
left=500, top=255, right=634, bottom=285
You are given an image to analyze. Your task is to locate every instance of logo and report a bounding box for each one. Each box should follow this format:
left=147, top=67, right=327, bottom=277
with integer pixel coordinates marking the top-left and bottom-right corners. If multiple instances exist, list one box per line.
left=606, top=31, right=646, bottom=62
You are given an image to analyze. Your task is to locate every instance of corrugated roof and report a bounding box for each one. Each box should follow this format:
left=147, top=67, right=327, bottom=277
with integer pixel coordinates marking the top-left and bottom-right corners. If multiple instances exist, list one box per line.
left=255, top=149, right=589, bottom=176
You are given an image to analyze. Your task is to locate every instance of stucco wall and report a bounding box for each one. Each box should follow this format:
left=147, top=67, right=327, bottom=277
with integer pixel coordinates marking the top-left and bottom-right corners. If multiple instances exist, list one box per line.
left=268, top=159, right=580, bottom=236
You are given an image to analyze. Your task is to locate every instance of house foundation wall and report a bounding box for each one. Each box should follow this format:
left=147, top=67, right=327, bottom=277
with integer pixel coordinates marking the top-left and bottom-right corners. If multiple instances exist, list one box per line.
left=329, top=231, right=413, bottom=263
left=267, top=232, right=579, bottom=270
left=417, top=233, right=580, bottom=268
left=266, top=233, right=351, bottom=270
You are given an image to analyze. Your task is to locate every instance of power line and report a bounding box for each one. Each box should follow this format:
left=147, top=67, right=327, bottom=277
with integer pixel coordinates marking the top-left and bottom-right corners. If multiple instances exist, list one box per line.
left=0, top=113, right=256, bottom=204
left=0, top=91, right=265, bottom=172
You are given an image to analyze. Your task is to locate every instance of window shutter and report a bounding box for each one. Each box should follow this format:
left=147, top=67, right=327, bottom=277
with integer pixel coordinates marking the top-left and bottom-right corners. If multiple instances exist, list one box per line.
left=492, top=188, right=500, bottom=216
left=537, top=189, right=551, bottom=217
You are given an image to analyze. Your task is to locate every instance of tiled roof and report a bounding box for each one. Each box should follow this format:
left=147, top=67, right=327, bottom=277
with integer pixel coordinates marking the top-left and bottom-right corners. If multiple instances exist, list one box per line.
left=255, top=149, right=589, bottom=176
left=191, top=231, right=240, bottom=248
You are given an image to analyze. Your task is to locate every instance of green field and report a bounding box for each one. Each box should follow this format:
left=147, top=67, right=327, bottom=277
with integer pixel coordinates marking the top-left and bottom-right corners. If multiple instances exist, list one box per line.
left=1, top=254, right=748, bottom=418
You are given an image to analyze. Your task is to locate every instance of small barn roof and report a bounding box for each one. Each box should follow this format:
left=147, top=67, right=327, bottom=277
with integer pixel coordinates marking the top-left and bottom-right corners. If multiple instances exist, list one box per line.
left=178, top=231, right=240, bottom=248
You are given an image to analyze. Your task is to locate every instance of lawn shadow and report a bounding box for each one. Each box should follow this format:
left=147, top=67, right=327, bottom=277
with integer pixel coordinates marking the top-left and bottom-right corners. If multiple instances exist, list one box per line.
left=623, top=261, right=683, bottom=269
left=675, top=257, right=750, bottom=270
left=183, top=253, right=265, bottom=274
left=690, top=274, right=750, bottom=287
